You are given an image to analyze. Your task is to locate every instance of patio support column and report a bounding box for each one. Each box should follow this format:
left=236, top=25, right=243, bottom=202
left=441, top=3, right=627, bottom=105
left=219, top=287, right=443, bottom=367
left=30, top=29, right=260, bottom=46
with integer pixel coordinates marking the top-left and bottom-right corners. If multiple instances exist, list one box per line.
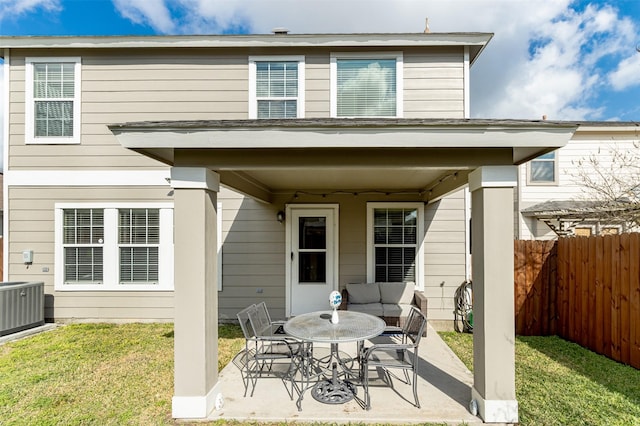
left=468, top=165, right=518, bottom=424
left=170, top=167, right=222, bottom=419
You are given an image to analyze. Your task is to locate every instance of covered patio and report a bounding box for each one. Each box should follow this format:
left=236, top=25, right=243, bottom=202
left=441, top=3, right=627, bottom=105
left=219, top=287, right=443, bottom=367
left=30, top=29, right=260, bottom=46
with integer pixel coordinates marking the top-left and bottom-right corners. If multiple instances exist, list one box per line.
left=214, top=323, right=478, bottom=424
left=111, top=118, right=577, bottom=423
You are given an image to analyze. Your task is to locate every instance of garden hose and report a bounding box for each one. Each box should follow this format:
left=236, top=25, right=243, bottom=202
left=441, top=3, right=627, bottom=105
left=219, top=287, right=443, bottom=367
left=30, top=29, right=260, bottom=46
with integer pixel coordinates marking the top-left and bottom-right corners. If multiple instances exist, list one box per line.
left=454, top=280, right=473, bottom=333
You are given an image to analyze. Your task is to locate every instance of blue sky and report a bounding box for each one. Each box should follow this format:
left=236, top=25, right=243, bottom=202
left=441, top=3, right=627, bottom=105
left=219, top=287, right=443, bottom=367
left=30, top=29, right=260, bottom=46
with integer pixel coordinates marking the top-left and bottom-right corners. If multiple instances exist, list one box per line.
left=1, top=0, right=640, bottom=121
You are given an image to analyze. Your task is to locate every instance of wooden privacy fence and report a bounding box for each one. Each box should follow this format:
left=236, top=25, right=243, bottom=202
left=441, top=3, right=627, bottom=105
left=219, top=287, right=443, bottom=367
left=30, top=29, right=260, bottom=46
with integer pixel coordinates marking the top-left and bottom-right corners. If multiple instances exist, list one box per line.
left=514, top=234, right=640, bottom=369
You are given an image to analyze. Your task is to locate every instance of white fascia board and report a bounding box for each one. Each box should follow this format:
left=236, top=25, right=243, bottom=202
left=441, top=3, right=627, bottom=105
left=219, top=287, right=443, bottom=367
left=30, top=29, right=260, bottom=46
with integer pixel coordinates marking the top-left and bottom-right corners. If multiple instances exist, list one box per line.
left=115, top=127, right=575, bottom=150
left=573, top=124, right=640, bottom=135
left=6, top=170, right=170, bottom=186
left=0, top=33, right=492, bottom=49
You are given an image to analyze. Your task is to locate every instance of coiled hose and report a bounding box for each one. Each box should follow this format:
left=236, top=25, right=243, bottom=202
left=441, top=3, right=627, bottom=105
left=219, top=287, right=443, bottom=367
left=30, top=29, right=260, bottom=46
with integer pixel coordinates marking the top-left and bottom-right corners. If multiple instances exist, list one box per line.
left=454, top=280, right=473, bottom=333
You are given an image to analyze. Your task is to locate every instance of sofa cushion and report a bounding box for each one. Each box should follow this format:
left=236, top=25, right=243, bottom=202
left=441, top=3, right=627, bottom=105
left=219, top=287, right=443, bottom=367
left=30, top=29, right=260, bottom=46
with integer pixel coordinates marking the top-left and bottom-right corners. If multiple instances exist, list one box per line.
left=346, top=283, right=381, bottom=304
left=348, top=302, right=384, bottom=317
left=379, top=282, right=414, bottom=304
left=383, top=303, right=414, bottom=318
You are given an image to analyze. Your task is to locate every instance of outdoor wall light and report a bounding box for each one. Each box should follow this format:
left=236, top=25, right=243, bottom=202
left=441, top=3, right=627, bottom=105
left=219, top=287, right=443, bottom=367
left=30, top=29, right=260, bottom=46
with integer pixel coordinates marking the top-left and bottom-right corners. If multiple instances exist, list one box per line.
left=276, top=210, right=286, bottom=223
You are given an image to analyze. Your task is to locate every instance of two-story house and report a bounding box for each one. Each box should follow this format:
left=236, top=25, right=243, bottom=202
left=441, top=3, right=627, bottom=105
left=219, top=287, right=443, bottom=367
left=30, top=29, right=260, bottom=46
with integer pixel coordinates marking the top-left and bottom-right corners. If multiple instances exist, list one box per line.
left=1, top=31, right=579, bottom=422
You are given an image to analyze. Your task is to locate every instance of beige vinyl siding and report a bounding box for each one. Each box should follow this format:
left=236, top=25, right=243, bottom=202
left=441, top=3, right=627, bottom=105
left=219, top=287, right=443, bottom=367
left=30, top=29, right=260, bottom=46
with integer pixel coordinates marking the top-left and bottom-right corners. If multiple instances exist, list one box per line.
left=404, top=48, right=465, bottom=118
left=337, top=197, right=367, bottom=285
left=305, top=53, right=330, bottom=118
left=8, top=50, right=250, bottom=170
left=217, top=189, right=286, bottom=320
left=423, top=189, right=467, bottom=321
left=9, top=47, right=466, bottom=169
left=7, top=185, right=174, bottom=321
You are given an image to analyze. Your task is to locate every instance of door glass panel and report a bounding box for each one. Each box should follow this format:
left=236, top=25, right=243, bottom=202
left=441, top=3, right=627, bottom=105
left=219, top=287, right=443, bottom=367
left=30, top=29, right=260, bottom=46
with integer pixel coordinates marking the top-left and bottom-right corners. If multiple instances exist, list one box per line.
left=299, top=217, right=326, bottom=249
left=298, top=216, right=327, bottom=283
left=299, top=252, right=327, bottom=283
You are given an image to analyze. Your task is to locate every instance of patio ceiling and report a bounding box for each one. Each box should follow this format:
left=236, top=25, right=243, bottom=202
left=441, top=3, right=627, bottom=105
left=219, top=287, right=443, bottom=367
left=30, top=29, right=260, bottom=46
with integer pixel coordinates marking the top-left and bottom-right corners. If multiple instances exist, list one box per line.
left=110, top=118, right=577, bottom=204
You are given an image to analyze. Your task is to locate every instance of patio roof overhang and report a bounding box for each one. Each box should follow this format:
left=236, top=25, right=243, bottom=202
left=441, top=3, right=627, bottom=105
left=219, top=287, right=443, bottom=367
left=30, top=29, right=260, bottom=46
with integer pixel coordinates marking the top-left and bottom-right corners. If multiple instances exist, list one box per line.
left=110, top=118, right=577, bottom=204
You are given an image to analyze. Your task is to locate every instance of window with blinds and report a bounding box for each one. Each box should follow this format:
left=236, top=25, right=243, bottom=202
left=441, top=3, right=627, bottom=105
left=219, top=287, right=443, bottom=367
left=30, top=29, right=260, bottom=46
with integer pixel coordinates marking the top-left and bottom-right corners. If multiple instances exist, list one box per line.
left=118, top=209, right=160, bottom=284
left=63, top=209, right=104, bottom=284
left=26, top=57, right=81, bottom=144
left=249, top=56, right=304, bottom=119
left=33, top=63, right=75, bottom=137
left=335, top=58, right=397, bottom=117
left=373, top=208, right=418, bottom=282
left=256, top=61, right=299, bottom=118
left=56, top=205, right=173, bottom=291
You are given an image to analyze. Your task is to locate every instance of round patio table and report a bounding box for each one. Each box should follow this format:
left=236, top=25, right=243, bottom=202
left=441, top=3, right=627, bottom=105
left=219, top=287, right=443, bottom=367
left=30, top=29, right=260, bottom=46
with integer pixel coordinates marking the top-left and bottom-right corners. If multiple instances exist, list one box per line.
left=284, top=310, right=385, bottom=410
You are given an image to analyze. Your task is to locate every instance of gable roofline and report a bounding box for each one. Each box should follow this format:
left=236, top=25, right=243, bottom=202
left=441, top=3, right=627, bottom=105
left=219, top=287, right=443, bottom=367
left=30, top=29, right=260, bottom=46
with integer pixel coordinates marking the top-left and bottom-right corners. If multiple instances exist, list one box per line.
left=0, top=32, right=493, bottom=65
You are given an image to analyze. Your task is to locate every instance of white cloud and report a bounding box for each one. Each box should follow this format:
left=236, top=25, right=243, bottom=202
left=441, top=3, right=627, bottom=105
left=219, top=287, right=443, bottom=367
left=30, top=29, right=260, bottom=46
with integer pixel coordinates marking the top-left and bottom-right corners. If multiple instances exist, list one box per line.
left=112, top=0, right=176, bottom=33
left=609, top=52, right=640, bottom=91
left=0, top=0, right=60, bottom=20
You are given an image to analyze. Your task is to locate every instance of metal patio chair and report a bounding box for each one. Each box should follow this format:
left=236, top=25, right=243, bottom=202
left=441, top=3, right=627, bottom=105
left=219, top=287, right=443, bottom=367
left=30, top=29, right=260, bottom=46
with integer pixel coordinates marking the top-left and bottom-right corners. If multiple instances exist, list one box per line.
left=236, top=304, right=304, bottom=400
left=359, top=306, right=427, bottom=410
left=253, top=301, right=314, bottom=368
left=253, top=301, right=287, bottom=336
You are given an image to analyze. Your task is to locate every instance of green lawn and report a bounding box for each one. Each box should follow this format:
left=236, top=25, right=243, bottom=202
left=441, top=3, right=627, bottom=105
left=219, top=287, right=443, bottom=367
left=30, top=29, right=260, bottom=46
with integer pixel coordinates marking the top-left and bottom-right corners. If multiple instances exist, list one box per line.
left=439, top=332, right=640, bottom=426
left=2, top=324, right=639, bottom=425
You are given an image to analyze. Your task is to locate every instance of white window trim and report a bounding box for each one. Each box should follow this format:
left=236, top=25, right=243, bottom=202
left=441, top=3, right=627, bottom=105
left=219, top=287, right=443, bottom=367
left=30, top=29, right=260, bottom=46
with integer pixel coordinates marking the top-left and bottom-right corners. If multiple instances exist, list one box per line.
left=248, top=55, right=305, bottom=119
left=330, top=52, right=404, bottom=118
left=527, top=151, right=559, bottom=186
left=366, top=202, right=424, bottom=290
left=599, top=224, right=622, bottom=235
left=574, top=225, right=595, bottom=237
left=54, top=203, right=174, bottom=291
left=25, top=57, right=82, bottom=145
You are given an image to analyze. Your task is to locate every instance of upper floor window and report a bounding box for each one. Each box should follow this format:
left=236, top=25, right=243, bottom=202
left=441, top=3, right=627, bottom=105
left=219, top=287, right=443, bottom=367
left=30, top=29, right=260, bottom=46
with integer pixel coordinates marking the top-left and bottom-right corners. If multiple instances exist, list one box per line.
left=528, top=151, right=558, bottom=185
left=55, top=204, right=173, bottom=291
left=331, top=53, right=403, bottom=118
left=25, top=57, right=81, bottom=144
left=249, top=56, right=305, bottom=119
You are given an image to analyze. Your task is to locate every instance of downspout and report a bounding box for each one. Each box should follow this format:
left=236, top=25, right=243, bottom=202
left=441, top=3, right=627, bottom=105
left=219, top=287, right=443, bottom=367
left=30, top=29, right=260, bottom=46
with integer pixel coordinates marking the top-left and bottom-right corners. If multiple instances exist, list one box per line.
left=2, top=49, right=9, bottom=279
left=463, top=46, right=472, bottom=280
left=463, top=46, right=470, bottom=119
left=516, top=165, right=522, bottom=239
left=464, top=187, right=471, bottom=281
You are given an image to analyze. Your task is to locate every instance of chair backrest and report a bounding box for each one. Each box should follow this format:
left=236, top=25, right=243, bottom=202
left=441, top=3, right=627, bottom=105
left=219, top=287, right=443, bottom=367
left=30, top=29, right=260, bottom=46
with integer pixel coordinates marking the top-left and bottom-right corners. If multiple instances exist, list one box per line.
left=403, top=306, right=427, bottom=346
left=255, top=301, right=274, bottom=326
left=248, top=303, right=272, bottom=337
left=237, top=304, right=257, bottom=339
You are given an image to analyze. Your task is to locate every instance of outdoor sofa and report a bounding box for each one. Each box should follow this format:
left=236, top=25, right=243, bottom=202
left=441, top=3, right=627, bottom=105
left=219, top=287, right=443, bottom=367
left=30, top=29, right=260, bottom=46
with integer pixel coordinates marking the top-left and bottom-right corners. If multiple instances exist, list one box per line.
left=339, top=282, right=428, bottom=328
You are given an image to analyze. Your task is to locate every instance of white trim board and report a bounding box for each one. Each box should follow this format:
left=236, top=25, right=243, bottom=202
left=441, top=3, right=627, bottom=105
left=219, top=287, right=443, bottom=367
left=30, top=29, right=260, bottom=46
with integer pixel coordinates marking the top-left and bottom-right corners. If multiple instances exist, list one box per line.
left=6, top=170, right=170, bottom=186
left=172, top=381, right=224, bottom=419
left=471, top=387, right=519, bottom=423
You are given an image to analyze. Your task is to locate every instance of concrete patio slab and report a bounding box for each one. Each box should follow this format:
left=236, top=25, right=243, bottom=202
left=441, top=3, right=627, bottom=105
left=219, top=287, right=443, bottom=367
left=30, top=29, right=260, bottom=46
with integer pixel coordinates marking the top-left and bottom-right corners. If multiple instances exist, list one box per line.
left=0, top=323, right=58, bottom=345
left=210, top=324, right=482, bottom=425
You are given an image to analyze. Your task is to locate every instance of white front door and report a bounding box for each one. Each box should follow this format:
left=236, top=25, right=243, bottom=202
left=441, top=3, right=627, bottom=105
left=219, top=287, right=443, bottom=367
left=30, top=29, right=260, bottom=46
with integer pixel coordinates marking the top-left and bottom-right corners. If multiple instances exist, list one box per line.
left=287, top=205, right=339, bottom=316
